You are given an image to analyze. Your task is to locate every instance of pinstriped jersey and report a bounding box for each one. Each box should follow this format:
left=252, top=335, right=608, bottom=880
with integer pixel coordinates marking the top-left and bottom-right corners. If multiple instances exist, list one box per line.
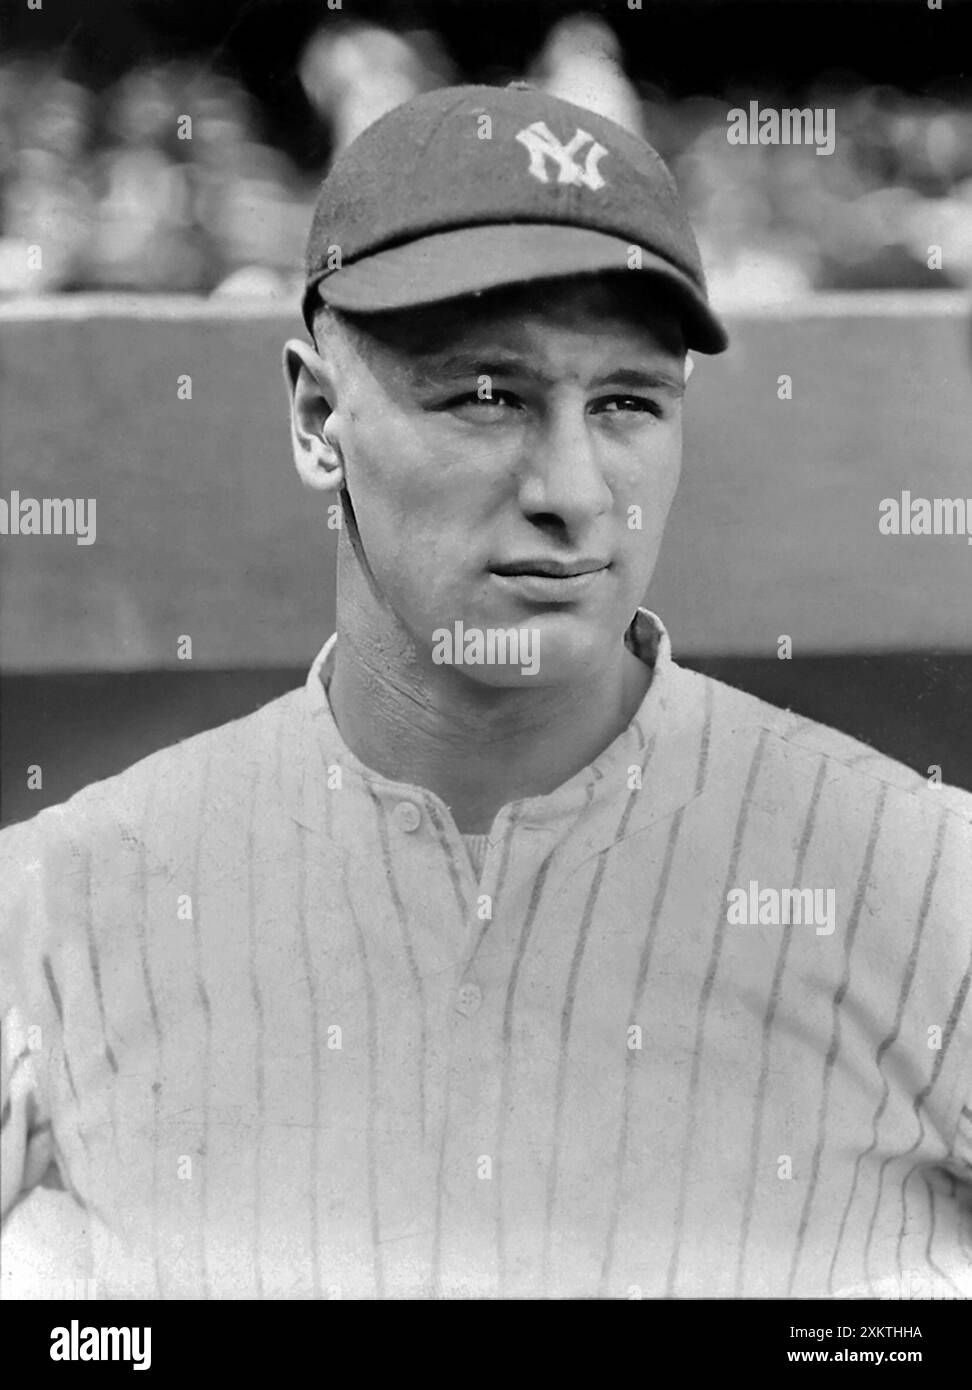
left=1, top=608, right=971, bottom=1299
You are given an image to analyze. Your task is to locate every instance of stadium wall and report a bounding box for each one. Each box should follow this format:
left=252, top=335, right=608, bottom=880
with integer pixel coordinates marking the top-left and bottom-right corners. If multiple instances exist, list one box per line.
left=1, top=293, right=970, bottom=819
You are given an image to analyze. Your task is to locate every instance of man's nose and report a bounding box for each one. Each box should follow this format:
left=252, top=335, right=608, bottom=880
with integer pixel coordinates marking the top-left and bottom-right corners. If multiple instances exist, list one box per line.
left=516, top=404, right=613, bottom=530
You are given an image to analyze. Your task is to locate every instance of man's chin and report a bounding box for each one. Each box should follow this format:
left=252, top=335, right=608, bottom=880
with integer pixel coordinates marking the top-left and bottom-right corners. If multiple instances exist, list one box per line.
left=424, top=608, right=624, bottom=689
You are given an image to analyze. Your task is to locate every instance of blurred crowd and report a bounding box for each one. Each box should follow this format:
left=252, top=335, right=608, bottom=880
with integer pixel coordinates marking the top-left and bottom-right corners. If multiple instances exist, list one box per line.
left=2, top=14, right=971, bottom=306
left=0, top=58, right=312, bottom=300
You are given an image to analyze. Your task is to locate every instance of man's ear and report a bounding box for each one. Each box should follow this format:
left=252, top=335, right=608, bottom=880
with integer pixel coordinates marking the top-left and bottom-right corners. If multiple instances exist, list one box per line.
left=282, top=338, right=344, bottom=493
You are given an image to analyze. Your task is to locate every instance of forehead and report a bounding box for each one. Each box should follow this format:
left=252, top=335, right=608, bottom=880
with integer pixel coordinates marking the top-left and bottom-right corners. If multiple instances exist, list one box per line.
left=347, top=275, right=685, bottom=372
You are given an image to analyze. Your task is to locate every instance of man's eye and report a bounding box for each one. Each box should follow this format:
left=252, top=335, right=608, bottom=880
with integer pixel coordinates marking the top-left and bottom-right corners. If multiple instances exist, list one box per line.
left=456, top=390, right=520, bottom=410
left=594, top=396, right=660, bottom=416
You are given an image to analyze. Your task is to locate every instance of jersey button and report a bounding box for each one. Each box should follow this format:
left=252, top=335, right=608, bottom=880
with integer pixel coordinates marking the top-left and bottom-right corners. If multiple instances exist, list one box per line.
left=392, top=800, right=422, bottom=832
left=456, top=981, right=483, bottom=1017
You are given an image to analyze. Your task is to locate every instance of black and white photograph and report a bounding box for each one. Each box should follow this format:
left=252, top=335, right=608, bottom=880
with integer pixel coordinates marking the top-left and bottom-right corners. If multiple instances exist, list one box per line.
left=1, top=0, right=970, bottom=1344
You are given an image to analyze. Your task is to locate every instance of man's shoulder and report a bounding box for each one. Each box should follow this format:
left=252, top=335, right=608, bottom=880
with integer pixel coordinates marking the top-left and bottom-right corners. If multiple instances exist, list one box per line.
left=0, top=685, right=307, bottom=869
left=672, top=662, right=972, bottom=831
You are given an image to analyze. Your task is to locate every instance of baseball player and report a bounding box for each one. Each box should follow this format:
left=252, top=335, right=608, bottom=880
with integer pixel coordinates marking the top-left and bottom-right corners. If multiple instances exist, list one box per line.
left=2, top=85, right=971, bottom=1301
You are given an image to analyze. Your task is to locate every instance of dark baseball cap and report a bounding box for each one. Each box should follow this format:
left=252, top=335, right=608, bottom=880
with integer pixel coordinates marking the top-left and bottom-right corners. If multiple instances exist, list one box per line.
left=302, top=83, right=728, bottom=354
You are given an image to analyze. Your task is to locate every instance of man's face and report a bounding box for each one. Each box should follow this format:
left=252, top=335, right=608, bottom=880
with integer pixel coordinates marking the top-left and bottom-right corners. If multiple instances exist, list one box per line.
left=323, top=275, right=685, bottom=687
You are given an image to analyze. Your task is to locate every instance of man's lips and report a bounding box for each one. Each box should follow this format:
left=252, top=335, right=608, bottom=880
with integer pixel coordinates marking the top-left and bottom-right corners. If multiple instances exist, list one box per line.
left=490, top=558, right=609, bottom=578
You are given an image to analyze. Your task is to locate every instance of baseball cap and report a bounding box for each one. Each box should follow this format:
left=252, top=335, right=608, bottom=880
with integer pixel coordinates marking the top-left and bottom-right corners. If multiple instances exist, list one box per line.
left=302, top=83, right=728, bottom=354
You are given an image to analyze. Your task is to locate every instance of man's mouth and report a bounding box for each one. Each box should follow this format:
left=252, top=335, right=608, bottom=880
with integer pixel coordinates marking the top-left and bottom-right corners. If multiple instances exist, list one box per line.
left=490, top=558, right=609, bottom=579
left=488, top=558, right=611, bottom=604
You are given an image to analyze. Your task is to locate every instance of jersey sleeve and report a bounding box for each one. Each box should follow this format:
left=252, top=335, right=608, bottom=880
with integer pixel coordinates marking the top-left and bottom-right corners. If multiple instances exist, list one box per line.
left=0, top=820, right=58, bottom=1222
left=943, top=797, right=972, bottom=1290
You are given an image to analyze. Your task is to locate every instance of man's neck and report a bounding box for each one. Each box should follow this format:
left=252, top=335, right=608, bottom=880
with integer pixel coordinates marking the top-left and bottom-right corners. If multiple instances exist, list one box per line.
left=325, top=617, right=652, bottom=835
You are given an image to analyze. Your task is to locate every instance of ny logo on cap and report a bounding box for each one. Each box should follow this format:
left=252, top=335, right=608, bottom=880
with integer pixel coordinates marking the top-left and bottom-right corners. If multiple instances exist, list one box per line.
left=514, top=121, right=608, bottom=191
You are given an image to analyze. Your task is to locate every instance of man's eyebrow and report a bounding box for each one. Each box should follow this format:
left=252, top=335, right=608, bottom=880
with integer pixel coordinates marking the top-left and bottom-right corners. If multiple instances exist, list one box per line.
left=412, top=351, right=544, bottom=382
left=590, top=368, right=685, bottom=397
left=410, top=353, right=685, bottom=395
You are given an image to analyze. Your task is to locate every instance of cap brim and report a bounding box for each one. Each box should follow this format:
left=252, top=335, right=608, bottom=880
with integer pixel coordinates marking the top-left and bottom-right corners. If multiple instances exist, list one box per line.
left=309, top=223, right=729, bottom=354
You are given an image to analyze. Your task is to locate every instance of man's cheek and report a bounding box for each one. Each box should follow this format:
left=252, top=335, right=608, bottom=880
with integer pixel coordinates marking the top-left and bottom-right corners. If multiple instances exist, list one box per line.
left=643, top=461, right=681, bottom=532
left=619, top=491, right=673, bottom=547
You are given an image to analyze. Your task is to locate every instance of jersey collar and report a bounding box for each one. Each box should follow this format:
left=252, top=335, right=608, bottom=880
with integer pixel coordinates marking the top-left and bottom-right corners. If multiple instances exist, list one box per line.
left=282, top=608, right=708, bottom=843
